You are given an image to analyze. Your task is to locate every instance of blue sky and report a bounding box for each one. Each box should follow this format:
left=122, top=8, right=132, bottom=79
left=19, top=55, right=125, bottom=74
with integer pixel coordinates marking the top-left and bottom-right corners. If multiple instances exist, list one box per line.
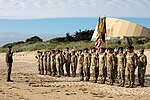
left=0, top=0, right=150, bottom=46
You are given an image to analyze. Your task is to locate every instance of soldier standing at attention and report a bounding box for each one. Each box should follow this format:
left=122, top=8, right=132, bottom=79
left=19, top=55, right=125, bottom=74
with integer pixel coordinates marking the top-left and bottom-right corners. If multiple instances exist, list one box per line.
left=60, top=51, right=65, bottom=76
left=98, top=48, right=107, bottom=84
left=91, top=47, right=99, bottom=83
left=126, top=46, right=138, bottom=88
left=6, top=46, right=13, bottom=82
left=65, top=47, right=71, bottom=76
left=71, top=50, right=78, bottom=77
left=106, top=48, right=115, bottom=85
left=114, top=48, right=118, bottom=80
left=44, top=51, right=48, bottom=75
left=78, top=50, right=84, bottom=81
left=117, top=47, right=126, bottom=87
left=35, top=51, right=41, bottom=74
left=40, top=51, right=44, bottom=75
left=56, top=49, right=61, bottom=77
left=51, top=50, right=56, bottom=76
left=47, top=51, right=52, bottom=76
left=83, top=48, right=91, bottom=81
left=138, top=49, right=147, bottom=87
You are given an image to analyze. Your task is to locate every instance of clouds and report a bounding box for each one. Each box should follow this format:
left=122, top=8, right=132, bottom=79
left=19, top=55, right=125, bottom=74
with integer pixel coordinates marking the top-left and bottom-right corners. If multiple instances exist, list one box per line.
left=0, top=0, right=149, bottom=19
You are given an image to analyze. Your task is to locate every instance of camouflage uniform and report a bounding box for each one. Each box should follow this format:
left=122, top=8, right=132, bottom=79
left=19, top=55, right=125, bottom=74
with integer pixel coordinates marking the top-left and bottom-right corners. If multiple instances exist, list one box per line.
left=65, top=51, right=71, bottom=76
left=51, top=53, right=56, bottom=76
left=106, top=53, right=115, bottom=85
left=56, top=53, right=61, bottom=77
left=83, top=52, right=91, bottom=81
left=39, top=52, right=44, bottom=75
left=44, top=52, right=48, bottom=75
left=114, top=52, right=118, bottom=79
left=35, top=51, right=41, bottom=74
left=117, top=52, right=126, bottom=86
left=99, top=53, right=107, bottom=84
left=78, top=53, right=84, bottom=80
left=60, top=53, right=65, bottom=76
left=126, top=52, right=138, bottom=88
left=71, top=53, right=78, bottom=77
left=47, top=52, right=51, bottom=75
left=91, top=52, right=99, bottom=83
left=138, top=52, right=147, bottom=86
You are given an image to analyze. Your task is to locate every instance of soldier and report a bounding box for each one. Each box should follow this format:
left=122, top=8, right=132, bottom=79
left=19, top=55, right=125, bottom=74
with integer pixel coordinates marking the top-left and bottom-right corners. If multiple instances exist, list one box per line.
left=106, top=48, right=115, bottom=85
left=83, top=48, right=91, bottom=81
left=71, top=50, right=78, bottom=77
left=35, top=51, right=41, bottom=74
left=47, top=51, right=52, bottom=75
left=6, top=46, right=13, bottom=82
left=78, top=50, right=84, bottom=81
left=114, top=48, right=118, bottom=80
left=44, top=51, right=48, bottom=75
left=117, top=47, right=126, bottom=87
left=65, top=47, right=71, bottom=76
left=98, top=47, right=107, bottom=84
left=126, top=45, right=138, bottom=88
left=56, top=49, right=61, bottom=77
left=39, top=51, right=44, bottom=75
left=51, top=50, right=56, bottom=76
left=137, top=49, right=147, bottom=87
left=60, top=51, right=65, bottom=76
left=91, top=47, right=99, bottom=83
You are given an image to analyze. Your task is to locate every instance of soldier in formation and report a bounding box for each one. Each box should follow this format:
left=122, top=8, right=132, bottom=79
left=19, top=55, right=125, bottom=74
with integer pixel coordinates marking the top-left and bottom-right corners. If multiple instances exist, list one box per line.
left=35, top=46, right=147, bottom=88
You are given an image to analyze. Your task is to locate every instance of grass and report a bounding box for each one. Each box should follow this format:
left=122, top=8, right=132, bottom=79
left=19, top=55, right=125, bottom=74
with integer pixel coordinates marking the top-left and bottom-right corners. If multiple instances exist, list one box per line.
left=0, top=38, right=150, bottom=53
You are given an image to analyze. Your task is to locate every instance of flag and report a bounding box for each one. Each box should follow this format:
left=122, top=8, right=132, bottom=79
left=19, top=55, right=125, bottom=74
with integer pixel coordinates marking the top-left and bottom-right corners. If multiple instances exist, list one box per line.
left=100, top=17, right=106, bottom=43
left=94, top=17, right=101, bottom=49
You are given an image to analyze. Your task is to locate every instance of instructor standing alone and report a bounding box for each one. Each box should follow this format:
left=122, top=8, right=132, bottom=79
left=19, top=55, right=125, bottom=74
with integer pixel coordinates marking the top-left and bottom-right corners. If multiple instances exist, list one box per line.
left=6, top=46, right=13, bottom=82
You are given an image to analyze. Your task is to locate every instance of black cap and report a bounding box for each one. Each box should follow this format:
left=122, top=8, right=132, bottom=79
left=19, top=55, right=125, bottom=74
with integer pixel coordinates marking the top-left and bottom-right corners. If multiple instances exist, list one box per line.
left=100, top=47, right=105, bottom=51
left=8, top=46, right=12, bottom=48
left=108, top=47, right=113, bottom=50
left=127, top=45, right=134, bottom=49
left=84, top=48, right=88, bottom=50
left=118, top=47, right=123, bottom=51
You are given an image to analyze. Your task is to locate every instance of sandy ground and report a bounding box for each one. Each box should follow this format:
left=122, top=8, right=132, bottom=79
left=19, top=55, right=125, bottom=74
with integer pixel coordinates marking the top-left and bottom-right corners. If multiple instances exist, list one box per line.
left=0, top=51, right=150, bottom=100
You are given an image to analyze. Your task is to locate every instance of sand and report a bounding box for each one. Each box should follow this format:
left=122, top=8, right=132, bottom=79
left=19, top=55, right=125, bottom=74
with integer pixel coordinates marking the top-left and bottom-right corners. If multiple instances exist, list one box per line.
left=0, top=51, right=150, bottom=100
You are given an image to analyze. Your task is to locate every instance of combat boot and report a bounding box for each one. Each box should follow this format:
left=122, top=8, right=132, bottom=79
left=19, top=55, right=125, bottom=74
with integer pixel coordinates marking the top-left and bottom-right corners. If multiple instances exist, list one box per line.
left=126, top=81, right=131, bottom=88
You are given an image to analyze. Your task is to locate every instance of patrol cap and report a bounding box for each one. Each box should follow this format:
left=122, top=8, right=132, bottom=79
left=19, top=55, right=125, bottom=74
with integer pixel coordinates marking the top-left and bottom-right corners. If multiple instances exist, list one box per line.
left=84, top=48, right=88, bottom=50
left=51, top=50, right=55, bottom=52
left=56, top=49, right=60, bottom=52
left=107, top=47, right=113, bottom=50
left=8, top=45, right=12, bottom=48
left=100, top=47, right=105, bottom=51
left=127, top=45, right=134, bottom=49
left=118, top=47, right=123, bottom=51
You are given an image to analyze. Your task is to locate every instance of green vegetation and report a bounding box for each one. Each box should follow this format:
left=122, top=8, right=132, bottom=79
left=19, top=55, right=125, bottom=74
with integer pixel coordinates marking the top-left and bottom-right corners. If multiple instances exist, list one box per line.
left=0, top=29, right=149, bottom=53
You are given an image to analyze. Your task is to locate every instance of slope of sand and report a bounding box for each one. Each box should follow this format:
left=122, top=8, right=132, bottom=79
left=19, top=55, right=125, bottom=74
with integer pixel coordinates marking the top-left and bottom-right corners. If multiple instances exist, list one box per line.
left=0, top=51, right=150, bottom=100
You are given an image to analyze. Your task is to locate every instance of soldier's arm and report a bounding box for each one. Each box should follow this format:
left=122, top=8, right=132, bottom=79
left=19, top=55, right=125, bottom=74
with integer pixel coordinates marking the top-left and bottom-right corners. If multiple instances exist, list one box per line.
left=144, top=56, right=147, bottom=68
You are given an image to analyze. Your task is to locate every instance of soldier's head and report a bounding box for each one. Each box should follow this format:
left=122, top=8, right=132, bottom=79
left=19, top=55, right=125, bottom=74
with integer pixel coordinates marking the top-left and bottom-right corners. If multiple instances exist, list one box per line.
left=127, top=45, right=134, bottom=53
left=92, top=47, right=96, bottom=53
left=108, top=48, right=113, bottom=53
left=84, top=48, right=89, bottom=53
left=51, top=50, right=55, bottom=54
left=37, top=50, right=40, bottom=54
left=66, top=47, right=69, bottom=51
left=56, top=49, right=60, bottom=54
left=114, top=48, right=118, bottom=54
left=139, top=49, right=144, bottom=54
left=99, top=47, right=105, bottom=53
left=78, top=49, right=82, bottom=54
left=72, top=50, right=76, bottom=55
left=8, top=45, right=12, bottom=52
left=118, top=47, right=123, bottom=53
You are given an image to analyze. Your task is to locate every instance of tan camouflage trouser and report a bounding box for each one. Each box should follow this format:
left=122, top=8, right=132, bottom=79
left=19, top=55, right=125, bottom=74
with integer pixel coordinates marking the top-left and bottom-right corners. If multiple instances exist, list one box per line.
left=83, top=64, right=90, bottom=81
left=118, top=65, right=125, bottom=85
left=91, top=66, right=99, bottom=82
left=99, top=64, right=107, bottom=82
left=138, top=66, right=146, bottom=85
left=78, top=64, right=84, bottom=80
left=127, top=64, right=135, bottom=86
